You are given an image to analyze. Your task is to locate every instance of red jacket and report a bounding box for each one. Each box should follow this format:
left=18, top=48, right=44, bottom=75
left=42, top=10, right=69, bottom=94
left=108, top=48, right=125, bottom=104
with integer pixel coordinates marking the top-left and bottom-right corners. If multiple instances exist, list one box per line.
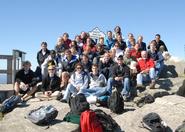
left=130, top=49, right=141, bottom=60
left=137, top=58, right=155, bottom=72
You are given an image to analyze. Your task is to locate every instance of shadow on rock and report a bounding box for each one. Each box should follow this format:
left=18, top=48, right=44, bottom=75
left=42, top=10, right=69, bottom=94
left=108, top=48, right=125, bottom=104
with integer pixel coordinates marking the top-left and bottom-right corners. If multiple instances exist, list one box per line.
left=176, top=80, right=185, bottom=97
left=161, top=65, right=178, bottom=78
left=156, top=78, right=173, bottom=90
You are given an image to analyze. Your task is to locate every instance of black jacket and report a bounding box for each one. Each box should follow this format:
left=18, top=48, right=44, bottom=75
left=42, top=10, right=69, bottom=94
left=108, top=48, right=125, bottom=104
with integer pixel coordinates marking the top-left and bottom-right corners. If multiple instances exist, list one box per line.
left=111, top=63, right=130, bottom=79
left=41, top=74, right=61, bottom=93
left=37, top=49, right=50, bottom=66
left=15, top=69, right=37, bottom=87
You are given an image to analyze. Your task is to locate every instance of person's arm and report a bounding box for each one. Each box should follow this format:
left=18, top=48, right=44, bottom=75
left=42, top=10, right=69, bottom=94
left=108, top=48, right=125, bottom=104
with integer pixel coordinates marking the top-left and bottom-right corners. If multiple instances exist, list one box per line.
left=124, top=66, right=130, bottom=79
left=80, top=74, right=89, bottom=89
left=41, top=77, right=47, bottom=93
left=157, top=51, right=164, bottom=63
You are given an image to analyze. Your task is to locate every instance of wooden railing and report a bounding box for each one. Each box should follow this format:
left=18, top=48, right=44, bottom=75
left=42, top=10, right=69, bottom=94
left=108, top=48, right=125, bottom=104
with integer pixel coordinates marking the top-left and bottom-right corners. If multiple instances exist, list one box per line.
left=0, top=50, right=26, bottom=84
left=0, top=55, right=13, bottom=84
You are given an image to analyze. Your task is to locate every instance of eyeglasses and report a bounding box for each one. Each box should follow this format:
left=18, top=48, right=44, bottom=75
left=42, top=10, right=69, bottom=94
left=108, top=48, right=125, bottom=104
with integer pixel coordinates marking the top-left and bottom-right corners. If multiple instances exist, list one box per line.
left=76, top=67, right=82, bottom=69
left=48, top=68, right=55, bottom=71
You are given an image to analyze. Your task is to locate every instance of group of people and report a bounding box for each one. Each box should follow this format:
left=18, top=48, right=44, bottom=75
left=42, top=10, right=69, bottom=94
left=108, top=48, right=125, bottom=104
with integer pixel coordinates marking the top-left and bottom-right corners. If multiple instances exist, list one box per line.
left=13, top=26, right=169, bottom=103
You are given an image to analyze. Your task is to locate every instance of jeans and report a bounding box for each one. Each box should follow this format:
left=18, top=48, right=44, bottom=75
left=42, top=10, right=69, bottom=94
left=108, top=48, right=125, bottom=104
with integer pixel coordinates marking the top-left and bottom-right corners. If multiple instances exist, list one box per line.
left=155, top=61, right=164, bottom=77
left=62, top=83, right=79, bottom=101
left=79, top=87, right=107, bottom=97
left=136, top=68, right=156, bottom=85
left=106, top=77, right=131, bottom=97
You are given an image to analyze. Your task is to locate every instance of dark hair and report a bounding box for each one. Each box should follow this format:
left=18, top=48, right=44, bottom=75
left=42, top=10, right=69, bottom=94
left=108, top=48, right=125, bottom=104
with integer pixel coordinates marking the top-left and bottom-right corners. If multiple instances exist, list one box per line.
left=75, top=62, right=84, bottom=69
left=155, top=34, right=161, bottom=38
left=92, top=64, right=98, bottom=68
left=41, top=42, right=47, bottom=46
left=107, top=30, right=112, bottom=34
left=114, top=26, right=121, bottom=33
left=63, top=32, right=69, bottom=38
left=50, top=50, right=56, bottom=55
left=117, top=55, right=123, bottom=60
left=22, top=60, right=31, bottom=66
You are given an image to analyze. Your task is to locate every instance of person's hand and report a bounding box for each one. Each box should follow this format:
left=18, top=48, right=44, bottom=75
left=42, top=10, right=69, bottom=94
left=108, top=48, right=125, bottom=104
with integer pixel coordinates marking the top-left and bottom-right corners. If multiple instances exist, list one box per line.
left=76, top=87, right=80, bottom=91
left=141, top=69, right=149, bottom=74
left=115, top=77, right=119, bottom=81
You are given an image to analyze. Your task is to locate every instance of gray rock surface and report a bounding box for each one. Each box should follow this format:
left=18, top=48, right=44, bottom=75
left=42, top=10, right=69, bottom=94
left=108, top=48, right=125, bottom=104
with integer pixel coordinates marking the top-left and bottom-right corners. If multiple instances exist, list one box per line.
left=114, top=95, right=185, bottom=132
left=0, top=99, right=79, bottom=132
left=1, top=95, right=185, bottom=132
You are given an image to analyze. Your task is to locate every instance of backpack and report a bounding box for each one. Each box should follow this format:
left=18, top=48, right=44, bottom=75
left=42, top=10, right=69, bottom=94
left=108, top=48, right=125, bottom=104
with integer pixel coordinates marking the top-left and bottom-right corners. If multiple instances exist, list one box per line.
left=0, top=95, right=21, bottom=113
left=27, top=105, right=58, bottom=125
left=69, top=93, right=90, bottom=115
left=108, top=87, right=124, bottom=114
left=80, top=110, right=103, bottom=132
left=142, top=112, right=166, bottom=132
left=136, top=94, right=155, bottom=107
left=94, top=109, right=120, bottom=132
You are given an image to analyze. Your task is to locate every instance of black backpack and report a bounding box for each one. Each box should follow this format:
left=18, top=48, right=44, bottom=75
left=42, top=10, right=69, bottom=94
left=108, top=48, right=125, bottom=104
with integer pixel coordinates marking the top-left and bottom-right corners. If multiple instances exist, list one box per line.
left=94, top=109, right=120, bottom=132
left=0, top=95, right=21, bottom=113
left=27, top=105, right=58, bottom=125
left=108, top=87, right=124, bottom=114
left=142, top=112, right=166, bottom=132
left=69, top=93, right=90, bottom=115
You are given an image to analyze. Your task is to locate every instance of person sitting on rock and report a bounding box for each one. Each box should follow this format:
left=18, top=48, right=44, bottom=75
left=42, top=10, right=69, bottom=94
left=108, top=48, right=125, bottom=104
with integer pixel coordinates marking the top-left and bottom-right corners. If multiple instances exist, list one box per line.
left=148, top=41, right=164, bottom=78
left=60, top=63, right=89, bottom=103
left=108, top=55, right=131, bottom=100
left=136, top=51, right=156, bottom=89
left=59, top=71, right=70, bottom=97
left=14, top=61, right=38, bottom=101
left=79, top=64, right=107, bottom=99
left=98, top=52, right=115, bottom=79
left=41, top=50, right=58, bottom=79
left=35, top=60, right=61, bottom=100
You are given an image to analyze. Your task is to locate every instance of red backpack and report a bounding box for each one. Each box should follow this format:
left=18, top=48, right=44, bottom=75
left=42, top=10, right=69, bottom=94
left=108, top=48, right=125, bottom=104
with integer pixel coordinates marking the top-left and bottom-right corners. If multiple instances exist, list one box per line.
left=80, top=110, right=103, bottom=132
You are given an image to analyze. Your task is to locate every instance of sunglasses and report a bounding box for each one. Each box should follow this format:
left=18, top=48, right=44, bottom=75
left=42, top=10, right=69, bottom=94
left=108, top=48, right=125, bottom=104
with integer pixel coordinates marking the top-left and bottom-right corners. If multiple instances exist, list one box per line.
left=76, top=67, right=82, bottom=69
left=48, top=68, right=55, bottom=71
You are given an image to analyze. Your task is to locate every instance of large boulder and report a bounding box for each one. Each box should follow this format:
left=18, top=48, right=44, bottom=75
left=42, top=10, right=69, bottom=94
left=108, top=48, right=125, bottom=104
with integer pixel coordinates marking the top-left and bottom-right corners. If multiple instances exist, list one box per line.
left=162, top=58, right=185, bottom=78
left=114, top=95, right=185, bottom=132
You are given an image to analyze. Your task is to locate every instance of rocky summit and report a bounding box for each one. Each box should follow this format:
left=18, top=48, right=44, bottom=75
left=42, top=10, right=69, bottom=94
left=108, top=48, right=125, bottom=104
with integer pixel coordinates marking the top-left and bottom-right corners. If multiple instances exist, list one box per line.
left=0, top=59, right=185, bottom=132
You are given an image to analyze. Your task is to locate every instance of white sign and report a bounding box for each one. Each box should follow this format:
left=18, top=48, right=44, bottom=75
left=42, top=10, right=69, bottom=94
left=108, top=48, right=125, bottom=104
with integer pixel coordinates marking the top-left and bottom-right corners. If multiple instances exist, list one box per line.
left=89, top=27, right=105, bottom=42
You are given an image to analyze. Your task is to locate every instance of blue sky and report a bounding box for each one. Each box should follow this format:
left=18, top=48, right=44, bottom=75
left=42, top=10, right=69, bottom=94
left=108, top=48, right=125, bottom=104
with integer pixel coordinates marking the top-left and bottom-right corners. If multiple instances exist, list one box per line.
left=0, top=0, right=184, bottom=70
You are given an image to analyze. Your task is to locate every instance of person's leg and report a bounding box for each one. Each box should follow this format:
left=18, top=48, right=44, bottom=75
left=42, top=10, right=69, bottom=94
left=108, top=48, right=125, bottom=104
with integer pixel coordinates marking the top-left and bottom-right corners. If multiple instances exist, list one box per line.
left=121, top=77, right=130, bottom=97
left=106, top=77, right=114, bottom=94
left=149, top=68, right=156, bottom=80
left=78, top=88, right=94, bottom=97
left=51, top=91, right=61, bottom=99
left=35, top=92, right=45, bottom=98
left=136, top=73, right=143, bottom=85
left=149, top=68, right=156, bottom=89
left=156, top=62, right=164, bottom=77
left=62, top=83, right=77, bottom=101
left=14, top=82, right=20, bottom=95
left=21, top=86, right=37, bottom=101
left=91, top=87, right=107, bottom=97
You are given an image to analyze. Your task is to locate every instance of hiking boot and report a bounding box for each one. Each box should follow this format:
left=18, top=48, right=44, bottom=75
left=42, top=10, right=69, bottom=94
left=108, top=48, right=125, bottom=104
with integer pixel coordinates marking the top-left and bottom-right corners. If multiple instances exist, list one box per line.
left=149, top=81, right=155, bottom=89
left=122, top=95, right=130, bottom=102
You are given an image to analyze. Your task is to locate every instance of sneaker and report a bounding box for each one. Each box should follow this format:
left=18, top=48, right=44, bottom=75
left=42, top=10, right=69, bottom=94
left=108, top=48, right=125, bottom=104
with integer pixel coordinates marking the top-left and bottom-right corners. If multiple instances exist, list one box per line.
left=60, top=99, right=67, bottom=103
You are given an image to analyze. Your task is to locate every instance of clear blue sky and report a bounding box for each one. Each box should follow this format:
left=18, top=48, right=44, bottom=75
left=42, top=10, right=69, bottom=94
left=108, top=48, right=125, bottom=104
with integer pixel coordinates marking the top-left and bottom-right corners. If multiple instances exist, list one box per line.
left=0, top=0, right=184, bottom=70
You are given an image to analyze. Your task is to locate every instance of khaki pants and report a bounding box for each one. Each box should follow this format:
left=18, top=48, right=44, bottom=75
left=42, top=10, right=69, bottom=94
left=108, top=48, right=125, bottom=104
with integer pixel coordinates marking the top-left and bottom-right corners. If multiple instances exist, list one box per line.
left=35, top=91, right=61, bottom=100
